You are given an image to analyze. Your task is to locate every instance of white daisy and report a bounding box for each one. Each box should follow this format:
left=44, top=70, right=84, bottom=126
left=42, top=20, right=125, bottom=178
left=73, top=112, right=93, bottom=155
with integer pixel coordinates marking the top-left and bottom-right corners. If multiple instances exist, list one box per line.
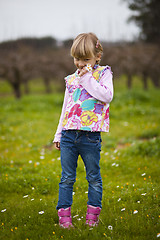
left=141, top=173, right=146, bottom=176
left=1, top=209, right=6, bottom=213
left=23, top=195, right=28, bottom=198
left=108, top=225, right=113, bottom=230
left=85, top=64, right=92, bottom=72
left=133, top=210, right=138, bottom=214
left=121, top=208, right=125, bottom=211
left=39, top=211, right=44, bottom=214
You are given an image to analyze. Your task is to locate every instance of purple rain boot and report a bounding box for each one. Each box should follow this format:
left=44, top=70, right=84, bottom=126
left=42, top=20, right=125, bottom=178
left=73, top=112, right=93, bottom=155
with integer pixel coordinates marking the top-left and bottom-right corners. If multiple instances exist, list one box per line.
left=58, top=207, right=74, bottom=229
left=86, top=205, right=101, bottom=227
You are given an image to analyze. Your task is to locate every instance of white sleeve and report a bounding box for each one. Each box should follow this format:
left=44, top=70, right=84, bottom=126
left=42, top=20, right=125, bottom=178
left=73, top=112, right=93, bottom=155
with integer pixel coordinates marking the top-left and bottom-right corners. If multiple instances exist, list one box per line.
left=79, top=67, right=113, bottom=103
left=53, top=88, right=69, bottom=142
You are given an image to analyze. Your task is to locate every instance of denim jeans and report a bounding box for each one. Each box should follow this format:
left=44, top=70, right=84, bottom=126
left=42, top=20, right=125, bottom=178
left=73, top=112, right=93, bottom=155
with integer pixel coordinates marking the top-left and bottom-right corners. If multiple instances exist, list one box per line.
left=56, top=130, right=102, bottom=210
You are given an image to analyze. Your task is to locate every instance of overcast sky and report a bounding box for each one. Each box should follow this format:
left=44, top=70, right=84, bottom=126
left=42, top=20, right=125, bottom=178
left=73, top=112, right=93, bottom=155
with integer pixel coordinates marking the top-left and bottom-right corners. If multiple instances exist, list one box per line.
left=0, top=0, right=140, bottom=43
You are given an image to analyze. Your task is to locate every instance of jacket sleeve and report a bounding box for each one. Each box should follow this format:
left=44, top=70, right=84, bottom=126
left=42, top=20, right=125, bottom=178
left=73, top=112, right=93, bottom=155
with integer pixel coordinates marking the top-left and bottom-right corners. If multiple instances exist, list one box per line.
left=79, top=67, right=113, bottom=103
left=53, top=88, right=69, bottom=143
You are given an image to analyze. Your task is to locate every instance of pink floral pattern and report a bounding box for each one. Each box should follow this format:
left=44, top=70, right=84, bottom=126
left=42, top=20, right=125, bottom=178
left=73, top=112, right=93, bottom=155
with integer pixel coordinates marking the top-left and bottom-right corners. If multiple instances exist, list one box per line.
left=79, top=89, right=92, bottom=101
left=68, top=104, right=82, bottom=118
left=67, top=116, right=81, bottom=129
left=93, top=104, right=104, bottom=114
left=80, top=111, right=98, bottom=126
left=62, top=66, right=111, bottom=132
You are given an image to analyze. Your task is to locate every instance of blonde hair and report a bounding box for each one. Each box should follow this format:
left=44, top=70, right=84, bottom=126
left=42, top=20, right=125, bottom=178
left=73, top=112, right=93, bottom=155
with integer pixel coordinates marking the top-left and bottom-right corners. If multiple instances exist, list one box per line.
left=71, top=33, right=103, bottom=62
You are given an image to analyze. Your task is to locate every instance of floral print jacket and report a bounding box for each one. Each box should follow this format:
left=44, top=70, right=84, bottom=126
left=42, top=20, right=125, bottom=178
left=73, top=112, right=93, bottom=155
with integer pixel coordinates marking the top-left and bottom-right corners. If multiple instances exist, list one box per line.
left=54, top=65, right=113, bottom=142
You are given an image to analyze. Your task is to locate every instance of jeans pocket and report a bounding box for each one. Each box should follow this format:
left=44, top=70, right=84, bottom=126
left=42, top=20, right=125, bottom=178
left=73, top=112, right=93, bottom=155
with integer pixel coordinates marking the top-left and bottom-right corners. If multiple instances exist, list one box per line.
left=86, top=132, right=101, bottom=143
left=61, top=130, right=67, bottom=138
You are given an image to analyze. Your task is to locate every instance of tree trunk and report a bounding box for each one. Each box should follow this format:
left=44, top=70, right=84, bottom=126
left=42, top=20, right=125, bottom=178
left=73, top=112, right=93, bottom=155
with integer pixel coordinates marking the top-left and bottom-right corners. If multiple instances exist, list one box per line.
left=12, top=82, right=21, bottom=98
left=12, top=67, right=22, bottom=98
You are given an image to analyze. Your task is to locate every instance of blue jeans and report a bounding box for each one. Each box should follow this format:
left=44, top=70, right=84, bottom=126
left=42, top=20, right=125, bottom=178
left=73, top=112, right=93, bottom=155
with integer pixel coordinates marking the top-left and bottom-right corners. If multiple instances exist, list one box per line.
left=56, top=130, right=102, bottom=210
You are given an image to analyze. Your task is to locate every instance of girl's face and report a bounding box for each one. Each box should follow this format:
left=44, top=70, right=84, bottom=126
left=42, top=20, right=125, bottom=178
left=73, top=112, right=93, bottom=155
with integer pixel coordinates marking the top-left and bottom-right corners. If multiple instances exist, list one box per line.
left=74, top=54, right=101, bottom=70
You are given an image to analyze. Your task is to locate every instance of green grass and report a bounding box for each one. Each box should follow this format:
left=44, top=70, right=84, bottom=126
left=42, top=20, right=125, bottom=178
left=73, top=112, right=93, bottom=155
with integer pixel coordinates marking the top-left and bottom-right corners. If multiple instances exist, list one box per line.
left=0, top=78, right=160, bottom=240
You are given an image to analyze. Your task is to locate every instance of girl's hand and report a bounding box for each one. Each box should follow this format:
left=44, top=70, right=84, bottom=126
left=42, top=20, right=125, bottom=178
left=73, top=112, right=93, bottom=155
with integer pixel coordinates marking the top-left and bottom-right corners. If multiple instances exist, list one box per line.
left=54, top=142, right=60, bottom=150
left=78, top=67, right=88, bottom=77
left=78, top=64, right=92, bottom=77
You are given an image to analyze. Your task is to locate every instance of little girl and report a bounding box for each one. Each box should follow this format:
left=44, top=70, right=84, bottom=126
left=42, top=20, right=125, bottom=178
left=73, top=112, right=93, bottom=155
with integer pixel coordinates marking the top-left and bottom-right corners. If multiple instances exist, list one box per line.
left=54, top=32, right=113, bottom=228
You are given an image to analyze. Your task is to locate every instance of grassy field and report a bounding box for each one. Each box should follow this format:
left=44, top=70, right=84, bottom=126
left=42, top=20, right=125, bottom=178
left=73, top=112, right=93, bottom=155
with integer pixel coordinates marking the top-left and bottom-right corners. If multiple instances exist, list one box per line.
left=0, top=77, right=160, bottom=240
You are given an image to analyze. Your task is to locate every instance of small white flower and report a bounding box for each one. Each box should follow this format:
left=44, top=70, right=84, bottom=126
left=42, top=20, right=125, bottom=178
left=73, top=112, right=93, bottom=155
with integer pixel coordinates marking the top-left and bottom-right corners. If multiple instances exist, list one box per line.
left=85, top=191, right=88, bottom=194
left=40, top=149, right=45, bottom=155
left=141, top=193, right=146, bottom=196
left=108, top=225, right=113, bottom=230
left=114, top=149, right=118, bottom=153
left=105, top=152, right=109, bottom=155
left=73, top=215, right=79, bottom=218
left=118, top=198, right=121, bottom=202
left=40, top=156, right=45, bottom=160
left=133, top=184, right=135, bottom=187
left=29, top=160, right=32, bottom=164
left=1, top=209, right=6, bottom=213
left=133, top=210, right=138, bottom=214
left=10, top=160, right=14, bottom=164
left=85, top=64, right=92, bottom=72
left=77, top=218, right=81, bottom=221
left=39, top=211, right=44, bottom=214
left=141, top=173, right=146, bottom=176
left=116, top=185, right=119, bottom=188
left=112, top=163, right=116, bottom=166
left=157, top=233, right=160, bottom=238
left=31, top=199, right=34, bottom=201
left=40, top=199, right=42, bottom=201
left=32, top=187, right=35, bottom=190
left=137, top=201, right=140, bottom=203
left=72, top=192, right=75, bottom=196
left=57, top=157, right=60, bottom=161
left=121, top=208, right=125, bottom=211
left=36, top=162, right=40, bottom=165
left=116, top=164, right=119, bottom=167
left=23, top=195, right=28, bottom=198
